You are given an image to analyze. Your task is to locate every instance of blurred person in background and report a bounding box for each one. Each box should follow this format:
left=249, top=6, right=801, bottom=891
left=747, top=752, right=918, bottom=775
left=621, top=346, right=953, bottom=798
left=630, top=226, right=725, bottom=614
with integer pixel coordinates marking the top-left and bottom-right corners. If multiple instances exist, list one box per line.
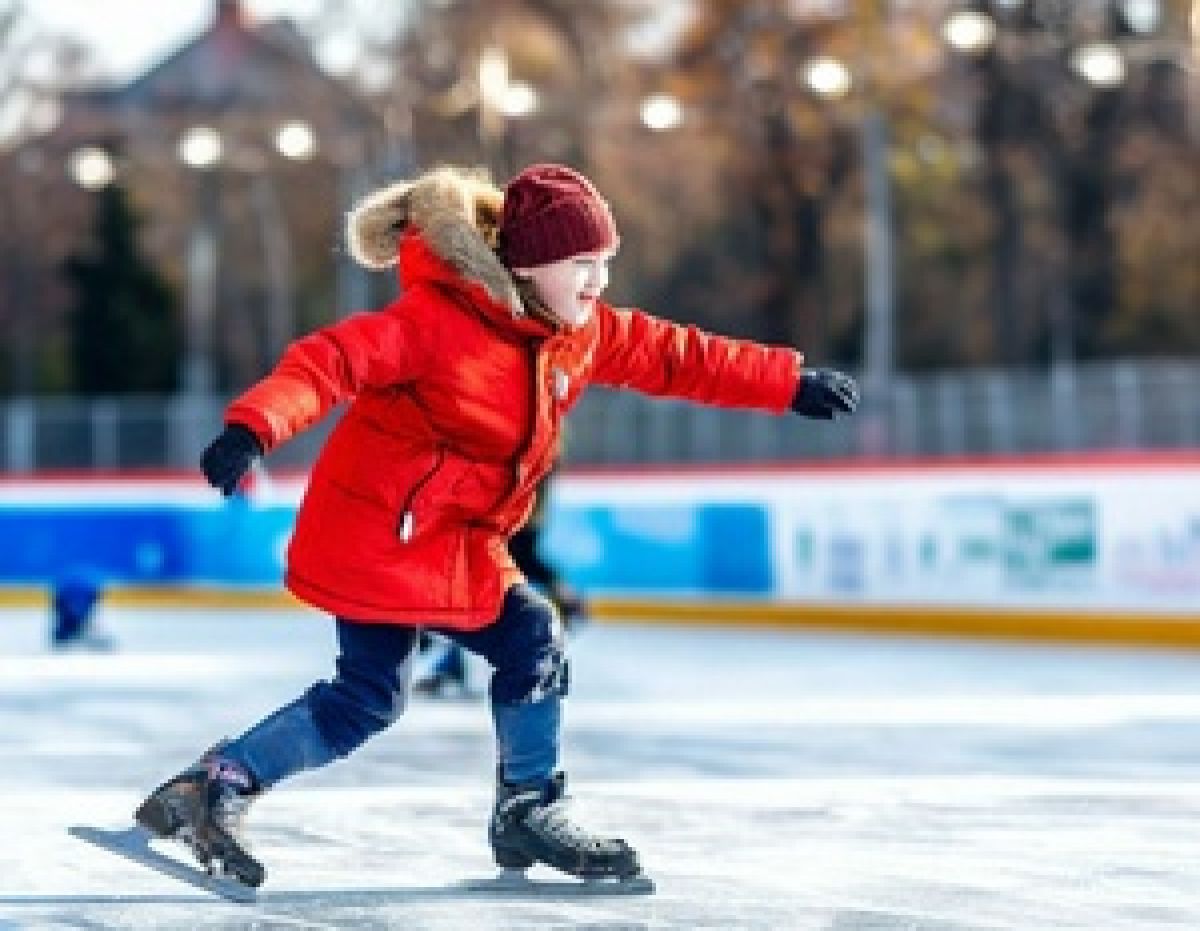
left=49, top=568, right=114, bottom=652
left=133, top=163, right=858, bottom=889
left=413, top=462, right=587, bottom=699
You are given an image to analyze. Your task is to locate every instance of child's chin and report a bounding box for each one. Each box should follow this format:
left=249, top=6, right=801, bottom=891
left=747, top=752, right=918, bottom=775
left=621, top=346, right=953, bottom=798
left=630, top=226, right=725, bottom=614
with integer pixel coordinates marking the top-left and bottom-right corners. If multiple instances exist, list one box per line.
left=568, top=304, right=595, bottom=326
left=548, top=302, right=593, bottom=328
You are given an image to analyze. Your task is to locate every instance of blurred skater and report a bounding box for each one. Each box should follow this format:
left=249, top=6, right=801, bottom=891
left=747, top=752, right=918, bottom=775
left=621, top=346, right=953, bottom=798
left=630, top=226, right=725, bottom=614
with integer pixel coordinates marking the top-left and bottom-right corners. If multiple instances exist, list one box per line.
left=49, top=568, right=114, bottom=652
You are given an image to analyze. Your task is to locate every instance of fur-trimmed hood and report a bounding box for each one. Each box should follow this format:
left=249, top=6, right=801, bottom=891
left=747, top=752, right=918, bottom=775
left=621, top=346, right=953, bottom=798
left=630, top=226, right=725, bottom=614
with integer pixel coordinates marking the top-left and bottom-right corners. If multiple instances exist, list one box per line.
left=345, top=166, right=528, bottom=317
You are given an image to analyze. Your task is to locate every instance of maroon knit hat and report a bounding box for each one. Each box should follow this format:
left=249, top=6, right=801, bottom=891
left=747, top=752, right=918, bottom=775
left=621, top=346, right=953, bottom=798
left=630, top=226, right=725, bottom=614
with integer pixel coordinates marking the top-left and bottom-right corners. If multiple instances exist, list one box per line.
left=500, top=163, right=619, bottom=268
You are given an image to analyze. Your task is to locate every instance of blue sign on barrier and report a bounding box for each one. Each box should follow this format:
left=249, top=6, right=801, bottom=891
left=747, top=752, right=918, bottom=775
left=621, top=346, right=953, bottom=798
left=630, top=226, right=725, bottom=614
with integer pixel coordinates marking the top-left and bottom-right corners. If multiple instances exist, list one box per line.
left=543, top=503, right=772, bottom=595
left=0, top=501, right=293, bottom=585
left=1, top=497, right=772, bottom=595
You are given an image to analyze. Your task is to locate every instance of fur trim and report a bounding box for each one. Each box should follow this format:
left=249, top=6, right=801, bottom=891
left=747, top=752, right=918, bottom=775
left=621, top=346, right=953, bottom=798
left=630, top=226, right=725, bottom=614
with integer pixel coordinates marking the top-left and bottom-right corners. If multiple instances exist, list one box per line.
left=345, top=166, right=523, bottom=315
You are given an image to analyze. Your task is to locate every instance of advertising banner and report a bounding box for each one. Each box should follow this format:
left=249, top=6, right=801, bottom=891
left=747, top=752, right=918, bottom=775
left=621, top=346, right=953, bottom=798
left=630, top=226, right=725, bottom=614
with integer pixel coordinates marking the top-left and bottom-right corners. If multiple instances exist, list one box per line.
left=550, top=460, right=1200, bottom=615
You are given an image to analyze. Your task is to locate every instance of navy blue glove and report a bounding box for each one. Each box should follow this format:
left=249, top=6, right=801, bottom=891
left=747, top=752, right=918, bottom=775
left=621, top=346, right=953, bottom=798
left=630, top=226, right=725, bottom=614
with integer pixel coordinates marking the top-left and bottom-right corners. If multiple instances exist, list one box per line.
left=791, top=368, right=860, bottom=420
left=200, top=424, right=263, bottom=496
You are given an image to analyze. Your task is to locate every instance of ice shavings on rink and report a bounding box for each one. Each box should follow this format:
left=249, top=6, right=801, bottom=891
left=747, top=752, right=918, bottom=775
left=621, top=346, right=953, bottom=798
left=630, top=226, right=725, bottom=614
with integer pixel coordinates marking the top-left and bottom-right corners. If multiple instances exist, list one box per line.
left=3, top=607, right=1200, bottom=927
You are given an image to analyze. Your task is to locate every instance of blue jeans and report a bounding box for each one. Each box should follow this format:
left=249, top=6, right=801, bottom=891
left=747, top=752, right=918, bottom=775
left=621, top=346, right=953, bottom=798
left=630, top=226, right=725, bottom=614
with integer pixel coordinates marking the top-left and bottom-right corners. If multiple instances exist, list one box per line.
left=220, top=584, right=567, bottom=789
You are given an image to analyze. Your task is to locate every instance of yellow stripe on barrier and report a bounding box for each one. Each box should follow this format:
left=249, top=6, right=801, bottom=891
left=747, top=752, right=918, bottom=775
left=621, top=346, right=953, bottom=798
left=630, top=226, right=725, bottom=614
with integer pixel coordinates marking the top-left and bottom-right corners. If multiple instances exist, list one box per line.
left=109, top=588, right=307, bottom=611
left=0, top=586, right=303, bottom=611
left=3, top=586, right=1198, bottom=649
left=590, top=598, right=1200, bottom=650
left=0, top=588, right=43, bottom=608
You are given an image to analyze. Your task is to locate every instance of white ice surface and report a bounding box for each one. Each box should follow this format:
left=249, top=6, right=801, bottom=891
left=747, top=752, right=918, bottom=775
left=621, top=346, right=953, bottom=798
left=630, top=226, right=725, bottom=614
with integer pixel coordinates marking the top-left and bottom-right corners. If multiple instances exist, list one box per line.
left=3, top=607, right=1200, bottom=929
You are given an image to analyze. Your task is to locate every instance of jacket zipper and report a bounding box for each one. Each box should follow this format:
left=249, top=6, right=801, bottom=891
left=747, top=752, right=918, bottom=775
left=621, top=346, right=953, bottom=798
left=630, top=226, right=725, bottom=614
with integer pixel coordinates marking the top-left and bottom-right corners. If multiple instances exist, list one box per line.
left=511, top=346, right=544, bottom=496
left=397, top=446, right=446, bottom=542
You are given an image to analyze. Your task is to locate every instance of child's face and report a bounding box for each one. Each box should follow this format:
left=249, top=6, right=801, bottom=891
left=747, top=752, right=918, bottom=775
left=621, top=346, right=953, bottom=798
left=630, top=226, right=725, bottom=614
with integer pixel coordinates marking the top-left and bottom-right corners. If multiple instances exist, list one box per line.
left=515, top=249, right=615, bottom=328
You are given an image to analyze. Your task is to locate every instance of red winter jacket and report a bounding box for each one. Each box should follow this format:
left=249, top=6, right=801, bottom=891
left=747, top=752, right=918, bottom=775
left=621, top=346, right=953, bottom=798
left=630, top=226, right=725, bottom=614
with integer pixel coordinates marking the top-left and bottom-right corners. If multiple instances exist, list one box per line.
left=225, top=168, right=800, bottom=628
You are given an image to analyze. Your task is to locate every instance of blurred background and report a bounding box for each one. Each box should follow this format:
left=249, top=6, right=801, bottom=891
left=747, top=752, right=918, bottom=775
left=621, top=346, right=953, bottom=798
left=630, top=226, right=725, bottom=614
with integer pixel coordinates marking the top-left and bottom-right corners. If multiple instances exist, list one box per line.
left=0, top=0, right=1197, bottom=639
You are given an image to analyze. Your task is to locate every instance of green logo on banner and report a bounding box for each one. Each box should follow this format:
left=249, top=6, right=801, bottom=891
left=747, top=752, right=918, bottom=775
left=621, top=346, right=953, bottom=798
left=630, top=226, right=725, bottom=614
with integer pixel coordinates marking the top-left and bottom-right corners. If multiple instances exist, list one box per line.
left=1005, top=499, right=1096, bottom=586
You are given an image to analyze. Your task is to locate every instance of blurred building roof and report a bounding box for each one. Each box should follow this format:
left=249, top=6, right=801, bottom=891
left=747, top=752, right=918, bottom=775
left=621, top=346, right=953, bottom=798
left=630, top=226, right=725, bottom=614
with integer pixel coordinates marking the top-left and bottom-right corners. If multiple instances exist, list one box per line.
left=57, top=0, right=376, bottom=140
left=109, top=1, right=322, bottom=112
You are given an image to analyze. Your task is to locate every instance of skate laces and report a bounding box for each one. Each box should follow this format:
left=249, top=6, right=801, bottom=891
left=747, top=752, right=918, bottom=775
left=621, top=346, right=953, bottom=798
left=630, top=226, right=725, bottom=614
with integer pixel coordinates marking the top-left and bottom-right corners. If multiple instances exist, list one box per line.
left=528, top=796, right=593, bottom=845
left=213, top=789, right=253, bottom=831
left=506, top=787, right=605, bottom=848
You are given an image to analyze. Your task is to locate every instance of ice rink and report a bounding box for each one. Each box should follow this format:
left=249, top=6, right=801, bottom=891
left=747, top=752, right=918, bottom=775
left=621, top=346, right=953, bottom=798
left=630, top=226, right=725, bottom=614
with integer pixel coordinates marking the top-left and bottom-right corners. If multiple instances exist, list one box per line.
left=3, top=606, right=1200, bottom=929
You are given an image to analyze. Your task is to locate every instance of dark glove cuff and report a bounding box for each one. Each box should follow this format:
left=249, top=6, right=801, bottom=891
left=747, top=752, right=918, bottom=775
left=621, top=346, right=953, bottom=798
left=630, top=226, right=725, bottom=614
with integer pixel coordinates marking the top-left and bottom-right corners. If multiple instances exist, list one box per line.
left=225, top=422, right=264, bottom=456
left=789, top=380, right=814, bottom=414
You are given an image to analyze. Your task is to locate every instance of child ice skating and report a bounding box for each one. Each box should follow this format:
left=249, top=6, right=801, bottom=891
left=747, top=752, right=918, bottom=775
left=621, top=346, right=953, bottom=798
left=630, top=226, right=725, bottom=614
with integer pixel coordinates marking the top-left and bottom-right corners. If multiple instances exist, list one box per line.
left=135, top=163, right=858, bottom=889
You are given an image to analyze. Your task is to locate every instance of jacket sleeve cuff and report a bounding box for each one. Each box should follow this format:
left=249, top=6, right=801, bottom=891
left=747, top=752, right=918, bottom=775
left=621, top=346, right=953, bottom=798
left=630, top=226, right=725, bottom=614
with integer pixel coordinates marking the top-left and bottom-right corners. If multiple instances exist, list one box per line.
left=771, top=350, right=804, bottom=413
left=223, top=408, right=274, bottom=453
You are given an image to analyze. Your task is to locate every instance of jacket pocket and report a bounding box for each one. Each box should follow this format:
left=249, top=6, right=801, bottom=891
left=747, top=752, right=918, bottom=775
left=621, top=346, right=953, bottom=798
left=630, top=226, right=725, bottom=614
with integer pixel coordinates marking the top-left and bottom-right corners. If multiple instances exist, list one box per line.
left=324, top=415, right=429, bottom=511
left=396, top=446, right=446, bottom=542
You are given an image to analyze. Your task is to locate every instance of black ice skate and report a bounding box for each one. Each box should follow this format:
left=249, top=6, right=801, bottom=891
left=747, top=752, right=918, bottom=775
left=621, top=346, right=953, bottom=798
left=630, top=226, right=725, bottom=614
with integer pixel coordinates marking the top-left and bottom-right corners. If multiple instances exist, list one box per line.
left=133, top=743, right=266, bottom=888
left=486, top=772, right=653, bottom=893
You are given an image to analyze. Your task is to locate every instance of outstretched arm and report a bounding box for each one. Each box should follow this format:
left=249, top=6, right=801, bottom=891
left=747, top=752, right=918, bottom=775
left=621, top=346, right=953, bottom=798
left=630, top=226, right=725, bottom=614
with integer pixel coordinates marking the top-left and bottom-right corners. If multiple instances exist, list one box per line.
left=591, top=303, right=857, bottom=420
left=590, top=304, right=800, bottom=413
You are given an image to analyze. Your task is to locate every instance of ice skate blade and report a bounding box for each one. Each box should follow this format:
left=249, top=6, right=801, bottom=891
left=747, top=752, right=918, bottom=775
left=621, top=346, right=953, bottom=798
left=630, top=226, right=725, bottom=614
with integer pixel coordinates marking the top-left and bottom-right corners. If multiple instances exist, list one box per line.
left=69, top=825, right=258, bottom=903
left=461, top=867, right=655, bottom=896
left=596, top=873, right=655, bottom=894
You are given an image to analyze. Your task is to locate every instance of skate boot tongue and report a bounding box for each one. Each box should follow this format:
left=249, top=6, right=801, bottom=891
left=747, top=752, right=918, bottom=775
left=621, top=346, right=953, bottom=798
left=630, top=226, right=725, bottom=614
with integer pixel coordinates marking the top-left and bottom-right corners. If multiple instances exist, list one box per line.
left=208, top=757, right=256, bottom=793
left=204, top=757, right=260, bottom=846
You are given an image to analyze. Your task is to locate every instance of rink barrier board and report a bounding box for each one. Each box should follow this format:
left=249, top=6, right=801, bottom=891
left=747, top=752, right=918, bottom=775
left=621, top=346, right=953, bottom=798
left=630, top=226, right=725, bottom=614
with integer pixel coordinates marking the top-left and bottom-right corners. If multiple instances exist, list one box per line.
left=3, top=453, right=1198, bottom=645
left=3, top=585, right=1200, bottom=650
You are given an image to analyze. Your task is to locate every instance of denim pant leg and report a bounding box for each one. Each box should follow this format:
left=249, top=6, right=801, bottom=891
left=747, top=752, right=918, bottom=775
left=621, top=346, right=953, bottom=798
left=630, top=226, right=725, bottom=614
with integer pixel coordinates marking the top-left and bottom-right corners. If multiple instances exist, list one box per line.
left=222, top=620, right=419, bottom=789
left=442, top=584, right=568, bottom=786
